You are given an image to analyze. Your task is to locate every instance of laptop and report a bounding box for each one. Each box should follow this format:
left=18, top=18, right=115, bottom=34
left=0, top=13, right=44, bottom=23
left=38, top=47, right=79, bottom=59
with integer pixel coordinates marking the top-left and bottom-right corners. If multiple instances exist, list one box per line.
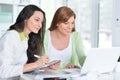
left=80, top=47, right=120, bottom=74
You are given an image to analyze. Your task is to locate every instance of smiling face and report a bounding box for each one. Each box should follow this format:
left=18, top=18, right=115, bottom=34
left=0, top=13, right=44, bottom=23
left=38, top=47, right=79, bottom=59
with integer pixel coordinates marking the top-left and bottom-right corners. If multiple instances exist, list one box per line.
left=56, top=16, right=75, bottom=36
left=23, top=11, right=44, bottom=35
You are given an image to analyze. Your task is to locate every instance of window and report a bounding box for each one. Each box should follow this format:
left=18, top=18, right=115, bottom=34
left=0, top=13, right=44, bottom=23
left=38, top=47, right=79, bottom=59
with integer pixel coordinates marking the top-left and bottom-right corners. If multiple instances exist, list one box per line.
left=99, top=0, right=113, bottom=48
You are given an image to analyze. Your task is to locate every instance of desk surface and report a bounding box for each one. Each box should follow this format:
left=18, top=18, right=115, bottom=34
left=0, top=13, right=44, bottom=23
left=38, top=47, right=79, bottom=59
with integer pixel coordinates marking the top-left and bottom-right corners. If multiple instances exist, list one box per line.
left=21, top=68, right=80, bottom=80
left=20, top=69, right=120, bottom=80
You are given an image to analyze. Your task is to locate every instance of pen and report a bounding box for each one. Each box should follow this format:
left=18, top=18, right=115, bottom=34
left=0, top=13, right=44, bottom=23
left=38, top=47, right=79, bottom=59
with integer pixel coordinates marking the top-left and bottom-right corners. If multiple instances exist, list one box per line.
left=34, top=54, right=40, bottom=58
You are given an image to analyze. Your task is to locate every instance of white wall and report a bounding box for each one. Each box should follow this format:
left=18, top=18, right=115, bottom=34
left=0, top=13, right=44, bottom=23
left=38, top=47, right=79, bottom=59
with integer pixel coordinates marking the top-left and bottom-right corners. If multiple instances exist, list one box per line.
left=112, top=0, right=120, bottom=46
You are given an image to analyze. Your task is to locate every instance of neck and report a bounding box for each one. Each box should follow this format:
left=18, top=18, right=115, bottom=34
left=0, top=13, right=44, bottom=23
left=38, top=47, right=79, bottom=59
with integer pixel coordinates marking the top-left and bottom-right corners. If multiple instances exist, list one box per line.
left=53, top=29, right=69, bottom=39
left=23, top=27, right=30, bottom=37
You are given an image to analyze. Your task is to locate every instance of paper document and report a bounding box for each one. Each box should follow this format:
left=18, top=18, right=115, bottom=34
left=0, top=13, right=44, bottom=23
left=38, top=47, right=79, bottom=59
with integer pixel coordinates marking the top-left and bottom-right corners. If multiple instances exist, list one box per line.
left=37, top=60, right=60, bottom=69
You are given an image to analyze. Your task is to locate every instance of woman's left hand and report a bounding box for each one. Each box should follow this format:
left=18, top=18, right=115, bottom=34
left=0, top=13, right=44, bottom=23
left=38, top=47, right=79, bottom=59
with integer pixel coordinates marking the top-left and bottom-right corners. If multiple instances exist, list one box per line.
left=49, top=61, right=61, bottom=70
left=66, top=63, right=80, bottom=69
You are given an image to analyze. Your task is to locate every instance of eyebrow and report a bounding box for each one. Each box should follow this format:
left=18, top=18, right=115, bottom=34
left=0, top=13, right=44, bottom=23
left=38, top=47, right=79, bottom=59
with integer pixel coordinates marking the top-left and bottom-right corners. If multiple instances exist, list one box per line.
left=36, top=17, right=43, bottom=22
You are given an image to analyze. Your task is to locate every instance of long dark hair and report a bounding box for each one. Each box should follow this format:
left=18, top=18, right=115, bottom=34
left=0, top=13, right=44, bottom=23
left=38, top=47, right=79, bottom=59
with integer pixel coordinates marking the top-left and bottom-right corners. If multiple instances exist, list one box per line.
left=9, top=5, right=46, bottom=63
left=27, top=5, right=46, bottom=63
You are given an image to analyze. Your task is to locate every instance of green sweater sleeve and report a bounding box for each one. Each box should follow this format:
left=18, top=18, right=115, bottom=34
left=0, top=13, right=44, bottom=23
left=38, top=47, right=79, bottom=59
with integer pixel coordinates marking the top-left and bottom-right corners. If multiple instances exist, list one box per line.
left=43, top=30, right=49, bottom=55
left=71, top=32, right=86, bottom=66
left=43, top=31, right=86, bottom=68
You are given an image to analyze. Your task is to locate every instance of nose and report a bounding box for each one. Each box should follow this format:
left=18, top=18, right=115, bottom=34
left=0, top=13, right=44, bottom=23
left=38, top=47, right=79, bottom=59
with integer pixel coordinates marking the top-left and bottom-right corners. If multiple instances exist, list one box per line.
left=38, top=22, right=42, bottom=28
left=68, top=23, right=73, bottom=29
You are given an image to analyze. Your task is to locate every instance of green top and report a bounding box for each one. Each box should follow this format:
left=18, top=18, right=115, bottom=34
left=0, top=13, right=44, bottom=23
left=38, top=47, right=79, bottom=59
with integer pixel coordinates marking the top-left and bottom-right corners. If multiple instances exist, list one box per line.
left=43, top=30, right=86, bottom=68
left=19, top=32, right=29, bottom=41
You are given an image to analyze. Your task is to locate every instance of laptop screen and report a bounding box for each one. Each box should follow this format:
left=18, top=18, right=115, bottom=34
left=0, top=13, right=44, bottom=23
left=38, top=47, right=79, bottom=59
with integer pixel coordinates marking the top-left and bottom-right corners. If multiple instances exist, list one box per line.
left=80, top=47, right=120, bottom=74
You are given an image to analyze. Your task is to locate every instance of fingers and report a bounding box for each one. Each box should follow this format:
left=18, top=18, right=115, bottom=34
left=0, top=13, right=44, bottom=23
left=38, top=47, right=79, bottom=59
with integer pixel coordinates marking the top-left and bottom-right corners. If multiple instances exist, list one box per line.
left=66, top=64, right=74, bottom=69
left=66, top=64, right=80, bottom=69
left=40, top=56, right=49, bottom=64
left=36, top=56, right=49, bottom=66
left=49, top=62, right=60, bottom=70
left=74, top=65, right=80, bottom=69
left=49, top=64, right=60, bottom=70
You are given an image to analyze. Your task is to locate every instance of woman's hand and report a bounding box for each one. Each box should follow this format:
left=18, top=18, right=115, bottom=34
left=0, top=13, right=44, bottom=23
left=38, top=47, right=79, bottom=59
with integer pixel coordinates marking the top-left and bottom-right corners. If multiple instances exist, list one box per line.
left=23, top=56, right=49, bottom=72
left=49, top=61, right=61, bottom=70
left=66, top=63, right=80, bottom=69
left=35, top=56, right=49, bottom=67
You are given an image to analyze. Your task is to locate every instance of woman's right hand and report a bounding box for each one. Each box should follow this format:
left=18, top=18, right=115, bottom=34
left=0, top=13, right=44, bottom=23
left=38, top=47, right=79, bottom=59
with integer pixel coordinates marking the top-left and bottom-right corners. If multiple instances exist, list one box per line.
left=23, top=56, right=49, bottom=72
left=35, top=56, right=49, bottom=67
left=49, top=61, right=61, bottom=70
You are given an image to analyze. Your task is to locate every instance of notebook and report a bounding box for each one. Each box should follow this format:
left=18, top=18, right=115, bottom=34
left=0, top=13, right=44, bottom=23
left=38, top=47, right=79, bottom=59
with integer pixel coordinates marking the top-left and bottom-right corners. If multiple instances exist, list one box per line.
left=80, top=47, right=120, bottom=74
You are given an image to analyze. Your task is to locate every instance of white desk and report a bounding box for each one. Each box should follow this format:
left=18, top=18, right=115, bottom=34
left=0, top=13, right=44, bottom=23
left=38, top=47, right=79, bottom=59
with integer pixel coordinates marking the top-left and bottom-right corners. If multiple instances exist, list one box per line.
left=20, top=69, right=80, bottom=80
left=20, top=69, right=120, bottom=80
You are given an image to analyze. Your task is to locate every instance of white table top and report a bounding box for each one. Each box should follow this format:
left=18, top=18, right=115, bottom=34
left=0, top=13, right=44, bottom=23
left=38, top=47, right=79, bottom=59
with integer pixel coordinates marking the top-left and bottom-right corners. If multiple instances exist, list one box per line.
left=20, top=68, right=80, bottom=80
left=20, top=68, right=120, bottom=80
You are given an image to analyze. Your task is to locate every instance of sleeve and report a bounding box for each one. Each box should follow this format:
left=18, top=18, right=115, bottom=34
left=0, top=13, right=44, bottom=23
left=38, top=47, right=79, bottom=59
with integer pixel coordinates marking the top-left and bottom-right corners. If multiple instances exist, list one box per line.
left=43, top=30, right=49, bottom=55
left=0, top=31, right=23, bottom=78
left=73, top=32, right=86, bottom=66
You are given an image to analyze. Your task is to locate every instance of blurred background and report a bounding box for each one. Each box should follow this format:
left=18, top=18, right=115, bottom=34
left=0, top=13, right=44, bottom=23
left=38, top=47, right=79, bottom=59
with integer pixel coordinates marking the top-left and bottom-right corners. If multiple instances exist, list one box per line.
left=0, top=0, right=119, bottom=53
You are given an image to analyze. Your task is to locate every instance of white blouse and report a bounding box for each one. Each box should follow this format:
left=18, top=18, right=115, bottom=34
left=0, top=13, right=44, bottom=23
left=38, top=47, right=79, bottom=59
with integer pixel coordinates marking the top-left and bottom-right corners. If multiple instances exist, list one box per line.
left=47, top=32, right=72, bottom=67
left=0, top=30, right=28, bottom=78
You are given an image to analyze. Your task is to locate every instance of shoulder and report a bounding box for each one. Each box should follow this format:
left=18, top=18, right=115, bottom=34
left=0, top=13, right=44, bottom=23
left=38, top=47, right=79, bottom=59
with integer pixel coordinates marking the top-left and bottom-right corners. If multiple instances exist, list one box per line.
left=44, top=30, right=50, bottom=37
left=7, top=30, right=19, bottom=36
left=1, top=30, right=20, bottom=41
left=71, top=31, right=83, bottom=44
left=8, top=30, right=19, bottom=38
left=71, top=31, right=81, bottom=38
left=44, top=30, right=50, bottom=43
left=45, top=30, right=50, bottom=34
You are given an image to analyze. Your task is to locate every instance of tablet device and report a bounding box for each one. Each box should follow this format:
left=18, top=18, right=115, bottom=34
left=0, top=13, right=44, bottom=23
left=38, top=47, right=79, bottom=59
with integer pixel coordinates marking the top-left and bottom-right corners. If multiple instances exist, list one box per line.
left=39, top=60, right=61, bottom=69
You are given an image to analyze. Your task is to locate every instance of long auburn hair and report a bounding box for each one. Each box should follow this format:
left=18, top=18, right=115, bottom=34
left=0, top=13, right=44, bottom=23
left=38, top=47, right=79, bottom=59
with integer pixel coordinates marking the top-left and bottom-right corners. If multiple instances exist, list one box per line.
left=49, top=6, right=76, bottom=32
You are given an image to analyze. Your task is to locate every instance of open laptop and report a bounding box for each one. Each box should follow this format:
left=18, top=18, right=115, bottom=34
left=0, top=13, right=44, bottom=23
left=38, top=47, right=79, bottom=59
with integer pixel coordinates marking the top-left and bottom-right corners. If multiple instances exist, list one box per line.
left=80, top=47, right=120, bottom=75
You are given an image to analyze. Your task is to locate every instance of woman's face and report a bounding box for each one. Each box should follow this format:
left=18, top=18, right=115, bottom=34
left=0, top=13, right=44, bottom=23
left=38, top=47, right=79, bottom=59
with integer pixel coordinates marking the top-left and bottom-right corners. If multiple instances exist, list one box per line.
left=56, top=16, right=75, bottom=36
left=24, top=11, right=44, bottom=35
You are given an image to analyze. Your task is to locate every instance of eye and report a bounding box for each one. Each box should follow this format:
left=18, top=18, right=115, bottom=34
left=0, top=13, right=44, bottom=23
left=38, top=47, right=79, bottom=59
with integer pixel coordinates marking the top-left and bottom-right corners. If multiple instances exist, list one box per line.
left=72, top=22, right=75, bottom=24
left=64, top=22, right=68, bottom=24
left=35, top=19, right=39, bottom=22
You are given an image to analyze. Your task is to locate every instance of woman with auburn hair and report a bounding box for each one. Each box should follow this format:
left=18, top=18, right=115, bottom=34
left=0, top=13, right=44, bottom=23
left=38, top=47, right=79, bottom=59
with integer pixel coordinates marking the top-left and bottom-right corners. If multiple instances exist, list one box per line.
left=44, top=6, right=86, bottom=69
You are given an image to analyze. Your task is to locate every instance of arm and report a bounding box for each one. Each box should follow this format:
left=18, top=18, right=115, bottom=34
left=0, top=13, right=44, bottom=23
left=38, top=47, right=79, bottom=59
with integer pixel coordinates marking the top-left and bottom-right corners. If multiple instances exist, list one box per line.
left=0, top=31, right=24, bottom=78
left=75, top=32, right=86, bottom=66
left=0, top=31, right=49, bottom=78
left=23, top=56, right=49, bottom=72
left=71, top=32, right=86, bottom=66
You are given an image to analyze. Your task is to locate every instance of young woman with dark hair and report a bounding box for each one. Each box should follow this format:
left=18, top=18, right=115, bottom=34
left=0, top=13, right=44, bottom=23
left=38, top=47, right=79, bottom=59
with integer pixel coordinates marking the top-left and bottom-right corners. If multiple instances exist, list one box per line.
left=0, top=5, right=48, bottom=79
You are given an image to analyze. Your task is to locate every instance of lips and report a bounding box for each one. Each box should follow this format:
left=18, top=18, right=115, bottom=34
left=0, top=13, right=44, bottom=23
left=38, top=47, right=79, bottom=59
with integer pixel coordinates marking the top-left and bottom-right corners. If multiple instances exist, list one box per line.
left=65, top=30, right=72, bottom=33
left=36, top=27, right=41, bottom=31
left=34, top=27, right=40, bottom=33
